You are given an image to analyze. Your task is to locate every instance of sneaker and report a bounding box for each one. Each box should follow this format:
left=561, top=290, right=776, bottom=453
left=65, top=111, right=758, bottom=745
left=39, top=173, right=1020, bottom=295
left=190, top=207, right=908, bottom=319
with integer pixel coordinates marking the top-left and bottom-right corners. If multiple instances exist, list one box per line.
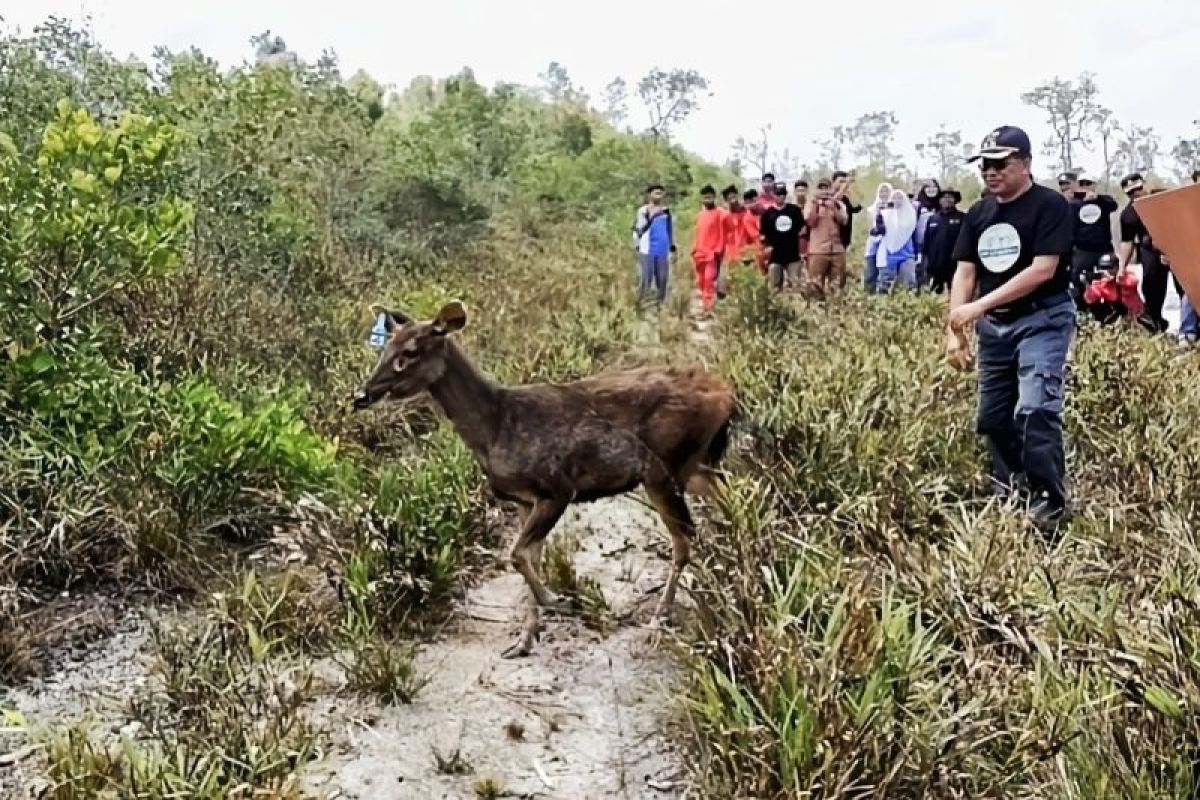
left=1029, top=497, right=1072, bottom=534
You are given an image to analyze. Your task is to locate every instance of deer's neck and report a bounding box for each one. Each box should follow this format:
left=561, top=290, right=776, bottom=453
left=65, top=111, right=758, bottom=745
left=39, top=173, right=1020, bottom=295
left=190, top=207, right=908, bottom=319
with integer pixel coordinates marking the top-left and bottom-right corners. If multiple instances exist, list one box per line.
left=427, top=340, right=503, bottom=457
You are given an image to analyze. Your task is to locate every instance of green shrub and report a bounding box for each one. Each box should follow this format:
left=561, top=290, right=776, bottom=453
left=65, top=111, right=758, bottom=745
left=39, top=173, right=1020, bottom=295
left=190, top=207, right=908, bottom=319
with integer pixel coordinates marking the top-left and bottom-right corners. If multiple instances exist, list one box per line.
left=343, top=424, right=487, bottom=626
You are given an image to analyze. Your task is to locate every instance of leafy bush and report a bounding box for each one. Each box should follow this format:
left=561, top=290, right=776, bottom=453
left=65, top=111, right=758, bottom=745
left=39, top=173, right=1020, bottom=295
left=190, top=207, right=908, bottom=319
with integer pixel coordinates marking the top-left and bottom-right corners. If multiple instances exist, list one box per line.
left=0, top=100, right=190, bottom=356
left=343, top=425, right=487, bottom=625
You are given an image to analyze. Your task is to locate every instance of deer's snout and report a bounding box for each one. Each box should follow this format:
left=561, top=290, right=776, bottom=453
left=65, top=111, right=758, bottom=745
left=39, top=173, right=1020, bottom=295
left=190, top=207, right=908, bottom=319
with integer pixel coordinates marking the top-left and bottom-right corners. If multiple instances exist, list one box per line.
left=351, top=390, right=371, bottom=410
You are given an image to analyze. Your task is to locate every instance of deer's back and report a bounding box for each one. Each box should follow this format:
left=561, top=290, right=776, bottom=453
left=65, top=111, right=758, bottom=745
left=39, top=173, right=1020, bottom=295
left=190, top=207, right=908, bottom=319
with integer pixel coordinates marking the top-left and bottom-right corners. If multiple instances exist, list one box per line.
left=499, top=365, right=734, bottom=473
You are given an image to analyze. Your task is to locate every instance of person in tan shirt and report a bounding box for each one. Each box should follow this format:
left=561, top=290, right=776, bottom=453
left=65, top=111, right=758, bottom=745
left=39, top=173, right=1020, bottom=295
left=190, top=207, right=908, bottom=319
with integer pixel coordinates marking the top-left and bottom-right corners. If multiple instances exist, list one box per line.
left=803, top=178, right=850, bottom=300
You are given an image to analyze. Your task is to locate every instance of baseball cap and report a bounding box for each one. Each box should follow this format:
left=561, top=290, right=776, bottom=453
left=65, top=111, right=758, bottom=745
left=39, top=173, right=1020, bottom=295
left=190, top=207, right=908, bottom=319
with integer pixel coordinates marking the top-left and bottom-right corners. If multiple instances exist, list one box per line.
left=1057, top=171, right=1078, bottom=184
left=1078, top=177, right=1095, bottom=187
left=1120, top=172, right=1145, bottom=193
left=967, top=125, right=1033, bottom=162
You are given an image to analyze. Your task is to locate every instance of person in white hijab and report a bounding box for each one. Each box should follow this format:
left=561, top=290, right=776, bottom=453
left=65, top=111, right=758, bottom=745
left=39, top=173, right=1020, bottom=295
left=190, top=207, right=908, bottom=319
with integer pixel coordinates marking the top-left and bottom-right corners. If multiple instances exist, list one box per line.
left=876, top=189, right=918, bottom=293
left=863, top=182, right=893, bottom=294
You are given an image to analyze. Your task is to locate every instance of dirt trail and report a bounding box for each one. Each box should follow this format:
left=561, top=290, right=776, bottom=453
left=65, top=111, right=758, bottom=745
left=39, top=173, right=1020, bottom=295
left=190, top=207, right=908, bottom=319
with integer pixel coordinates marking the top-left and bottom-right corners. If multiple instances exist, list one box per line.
left=306, top=495, right=690, bottom=800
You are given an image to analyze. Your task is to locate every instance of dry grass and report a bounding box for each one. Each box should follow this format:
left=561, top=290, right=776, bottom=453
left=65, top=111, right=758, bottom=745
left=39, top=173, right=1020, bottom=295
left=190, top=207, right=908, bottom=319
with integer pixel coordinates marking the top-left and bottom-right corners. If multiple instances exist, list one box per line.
left=682, top=271, right=1200, bottom=798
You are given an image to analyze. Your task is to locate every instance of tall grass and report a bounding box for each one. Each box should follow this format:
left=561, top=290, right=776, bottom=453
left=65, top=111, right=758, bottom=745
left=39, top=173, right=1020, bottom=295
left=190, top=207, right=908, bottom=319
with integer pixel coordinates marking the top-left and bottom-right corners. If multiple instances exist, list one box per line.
left=685, top=277, right=1200, bottom=798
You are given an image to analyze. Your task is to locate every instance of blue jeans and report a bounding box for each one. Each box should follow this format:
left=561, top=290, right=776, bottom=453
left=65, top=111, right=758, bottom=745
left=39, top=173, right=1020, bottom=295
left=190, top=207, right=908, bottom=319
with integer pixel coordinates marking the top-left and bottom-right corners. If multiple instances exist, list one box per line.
left=976, top=294, right=1075, bottom=515
left=638, top=253, right=670, bottom=307
left=1180, top=291, right=1198, bottom=338
left=878, top=257, right=917, bottom=293
left=864, top=254, right=879, bottom=294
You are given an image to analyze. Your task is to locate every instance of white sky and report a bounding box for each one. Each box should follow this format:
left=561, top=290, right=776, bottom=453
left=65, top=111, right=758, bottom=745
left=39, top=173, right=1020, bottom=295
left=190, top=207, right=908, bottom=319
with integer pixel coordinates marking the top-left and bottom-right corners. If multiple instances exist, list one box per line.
left=7, top=0, right=1199, bottom=182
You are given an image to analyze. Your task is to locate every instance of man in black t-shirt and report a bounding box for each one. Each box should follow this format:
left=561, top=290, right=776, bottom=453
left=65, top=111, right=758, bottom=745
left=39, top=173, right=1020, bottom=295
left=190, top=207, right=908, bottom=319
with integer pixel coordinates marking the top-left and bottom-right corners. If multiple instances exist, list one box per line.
left=948, top=125, right=1075, bottom=530
left=760, top=184, right=805, bottom=293
left=1117, top=173, right=1173, bottom=332
left=1068, top=178, right=1118, bottom=310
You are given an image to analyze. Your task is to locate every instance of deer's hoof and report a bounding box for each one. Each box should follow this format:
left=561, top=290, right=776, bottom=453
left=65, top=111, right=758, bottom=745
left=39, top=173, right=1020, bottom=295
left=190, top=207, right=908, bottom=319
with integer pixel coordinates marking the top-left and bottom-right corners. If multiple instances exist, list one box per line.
left=538, top=592, right=574, bottom=614
left=501, top=638, right=533, bottom=659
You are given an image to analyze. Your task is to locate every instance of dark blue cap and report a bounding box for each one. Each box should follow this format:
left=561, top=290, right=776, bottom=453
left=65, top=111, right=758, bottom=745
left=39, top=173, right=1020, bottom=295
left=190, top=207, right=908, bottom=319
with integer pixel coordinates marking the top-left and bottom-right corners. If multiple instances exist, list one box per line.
left=967, top=125, right=1033, bottom=162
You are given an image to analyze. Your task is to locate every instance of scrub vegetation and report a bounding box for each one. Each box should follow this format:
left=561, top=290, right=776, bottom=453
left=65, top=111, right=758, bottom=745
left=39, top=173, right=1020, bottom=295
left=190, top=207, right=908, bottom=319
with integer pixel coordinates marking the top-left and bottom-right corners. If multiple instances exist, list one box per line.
left=2, top=16, right=1198, bottom=800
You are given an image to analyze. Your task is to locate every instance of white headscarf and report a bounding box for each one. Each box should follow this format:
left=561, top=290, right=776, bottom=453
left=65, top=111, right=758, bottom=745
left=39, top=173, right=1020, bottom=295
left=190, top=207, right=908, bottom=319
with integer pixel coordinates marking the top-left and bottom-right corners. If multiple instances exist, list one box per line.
left=882, top=189, right=917, bottom=253
left=867, top=182, right=894, bottom=219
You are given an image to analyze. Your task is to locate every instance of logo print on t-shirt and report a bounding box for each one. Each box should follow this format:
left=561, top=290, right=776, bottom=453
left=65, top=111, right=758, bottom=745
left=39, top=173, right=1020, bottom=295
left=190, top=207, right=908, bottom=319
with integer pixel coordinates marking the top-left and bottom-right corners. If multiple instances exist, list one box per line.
left=774, top=215, right=793, bottom=233
left=978, top=223, right=1021, bottom=273
left=1078, top=204, right=1102, bottom=225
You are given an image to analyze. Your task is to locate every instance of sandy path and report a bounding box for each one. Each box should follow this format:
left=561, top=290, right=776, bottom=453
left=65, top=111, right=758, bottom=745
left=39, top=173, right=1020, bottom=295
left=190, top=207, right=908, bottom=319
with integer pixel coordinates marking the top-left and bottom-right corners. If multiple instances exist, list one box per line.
left=305, top=496, right=690, bottom=800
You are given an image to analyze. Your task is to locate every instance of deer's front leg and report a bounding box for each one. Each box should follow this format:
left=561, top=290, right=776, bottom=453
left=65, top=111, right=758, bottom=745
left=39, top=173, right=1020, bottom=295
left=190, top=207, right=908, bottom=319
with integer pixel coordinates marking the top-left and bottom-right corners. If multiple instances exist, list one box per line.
left=502, top=496, right=569, bottom=659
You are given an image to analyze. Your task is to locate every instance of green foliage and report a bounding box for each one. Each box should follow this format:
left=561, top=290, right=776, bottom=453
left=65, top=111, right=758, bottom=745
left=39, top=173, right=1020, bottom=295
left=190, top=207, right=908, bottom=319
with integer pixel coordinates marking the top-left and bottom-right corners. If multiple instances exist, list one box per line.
left=345, top=425, right=486, bottom=623
left=686, top=291, right=1200, bottom=798
left=150, top=378, right=341, bottom=533
left=0, top=100, right=190, bottom=354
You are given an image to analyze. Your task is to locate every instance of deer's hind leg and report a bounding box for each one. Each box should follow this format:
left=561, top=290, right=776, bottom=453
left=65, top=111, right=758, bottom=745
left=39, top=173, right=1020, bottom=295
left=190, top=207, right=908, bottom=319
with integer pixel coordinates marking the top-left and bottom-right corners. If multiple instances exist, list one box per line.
left=502, top=496, right=569, bottom=659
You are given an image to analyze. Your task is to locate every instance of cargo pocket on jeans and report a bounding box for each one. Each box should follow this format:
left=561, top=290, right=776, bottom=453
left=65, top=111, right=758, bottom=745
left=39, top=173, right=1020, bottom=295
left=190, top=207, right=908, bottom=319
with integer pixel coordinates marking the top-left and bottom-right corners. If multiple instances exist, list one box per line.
left=1034, top=369, right=1065, bottom=414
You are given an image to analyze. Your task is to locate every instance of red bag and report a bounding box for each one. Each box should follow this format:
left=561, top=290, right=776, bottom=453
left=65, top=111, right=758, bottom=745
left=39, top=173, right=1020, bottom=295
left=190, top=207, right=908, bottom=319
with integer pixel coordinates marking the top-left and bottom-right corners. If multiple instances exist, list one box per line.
left=1084, top=272, right=1143, bottom=319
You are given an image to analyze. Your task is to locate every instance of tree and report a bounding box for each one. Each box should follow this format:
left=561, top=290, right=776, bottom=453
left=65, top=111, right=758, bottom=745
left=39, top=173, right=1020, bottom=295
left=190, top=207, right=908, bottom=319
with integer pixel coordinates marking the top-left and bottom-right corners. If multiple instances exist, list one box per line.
left=600, top=77, right=628, bottom=127
left=1171, top=122, right=1200, bottom=180
left=732, top=126, right=771, bottom=177
left=914, top=125, right=969, bottom=186
left=250, top=30, right=296, bottom=69
left=845, top=111, right=900, bottom=171
left=1114, top=123, right=1160, bottom=176
left=346, top=69, right=385, bottom=123
left=814, top=125, right=851, bottom=172
left=1088, top=106, right=1119, bottom=186
left=731, top=124, right=801, bottom=180
left=1020, top=73, right=1100, bottom=172
left=539, top=61, right=586, bottom=107
left=636, top=67, right=710, bottom=141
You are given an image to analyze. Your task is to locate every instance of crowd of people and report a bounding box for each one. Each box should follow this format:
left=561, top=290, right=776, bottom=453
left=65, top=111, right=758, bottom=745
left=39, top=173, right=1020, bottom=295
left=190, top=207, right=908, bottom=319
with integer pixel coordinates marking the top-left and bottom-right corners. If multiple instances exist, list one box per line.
left=631, top=127, right=1198, bottom=532
left=631, top=153, right=1200, bottom=343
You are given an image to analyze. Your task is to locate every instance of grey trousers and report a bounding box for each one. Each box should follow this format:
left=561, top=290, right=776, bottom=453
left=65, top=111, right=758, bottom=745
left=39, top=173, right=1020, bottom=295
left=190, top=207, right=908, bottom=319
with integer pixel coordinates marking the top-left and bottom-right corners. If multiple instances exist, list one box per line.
left=638, top=253, right=670, bottom=307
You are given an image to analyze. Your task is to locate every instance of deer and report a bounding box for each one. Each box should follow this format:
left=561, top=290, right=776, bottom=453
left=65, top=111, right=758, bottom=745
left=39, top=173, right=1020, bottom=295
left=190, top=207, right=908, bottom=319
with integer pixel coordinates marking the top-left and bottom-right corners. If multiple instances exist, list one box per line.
left=351, top=300, right=736, bottom=658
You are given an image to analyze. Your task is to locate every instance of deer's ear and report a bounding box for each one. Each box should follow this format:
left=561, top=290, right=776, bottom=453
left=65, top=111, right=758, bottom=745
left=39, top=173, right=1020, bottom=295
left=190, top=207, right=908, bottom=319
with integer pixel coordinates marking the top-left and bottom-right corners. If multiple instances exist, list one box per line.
left=369, top=304, right=413, bottom=332
left=432, top=300, right=468, bottom=335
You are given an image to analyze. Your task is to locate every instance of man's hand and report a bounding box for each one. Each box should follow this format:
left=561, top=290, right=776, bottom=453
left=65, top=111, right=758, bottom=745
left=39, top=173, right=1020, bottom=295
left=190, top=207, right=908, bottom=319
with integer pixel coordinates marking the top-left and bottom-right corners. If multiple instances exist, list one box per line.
left=945, top=328, right=973, bottom=371
left=948, top=300, right=985, bottom=332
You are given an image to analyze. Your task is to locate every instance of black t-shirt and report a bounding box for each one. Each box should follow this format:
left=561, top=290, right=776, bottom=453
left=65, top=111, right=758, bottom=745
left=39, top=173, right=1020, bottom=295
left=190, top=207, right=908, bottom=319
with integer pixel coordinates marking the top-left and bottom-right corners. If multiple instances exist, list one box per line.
left=838, top=196, right=862, bottom=247
left=1070, top=194, right=1118, bottom=253
left=761, top=204, right=805, bottom=264
left=952, top=183, right=1073, bottom=313
left=1119, top=202, right=1155, bottom=252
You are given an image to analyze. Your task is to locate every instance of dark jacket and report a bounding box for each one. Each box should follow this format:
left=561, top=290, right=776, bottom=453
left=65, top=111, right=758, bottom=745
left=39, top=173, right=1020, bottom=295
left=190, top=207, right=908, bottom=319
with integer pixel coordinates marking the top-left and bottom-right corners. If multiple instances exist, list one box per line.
left=922, top=207, right=966, bottom=279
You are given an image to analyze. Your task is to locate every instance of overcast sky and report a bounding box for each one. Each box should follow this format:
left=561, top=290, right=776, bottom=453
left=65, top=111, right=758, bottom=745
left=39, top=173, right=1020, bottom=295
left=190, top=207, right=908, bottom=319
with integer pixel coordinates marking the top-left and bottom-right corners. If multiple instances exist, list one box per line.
left=8, top=0, right=1199, bottom=183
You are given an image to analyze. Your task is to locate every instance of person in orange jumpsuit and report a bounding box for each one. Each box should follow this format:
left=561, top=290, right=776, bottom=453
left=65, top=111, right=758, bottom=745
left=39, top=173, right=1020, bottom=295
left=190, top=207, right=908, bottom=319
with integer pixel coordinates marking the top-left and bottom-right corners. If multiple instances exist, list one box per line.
left=741, top=189, right=769, bottom=274
left=720, top=185, right=756, bottom=294
left=692, top=184, right=726, bottom=312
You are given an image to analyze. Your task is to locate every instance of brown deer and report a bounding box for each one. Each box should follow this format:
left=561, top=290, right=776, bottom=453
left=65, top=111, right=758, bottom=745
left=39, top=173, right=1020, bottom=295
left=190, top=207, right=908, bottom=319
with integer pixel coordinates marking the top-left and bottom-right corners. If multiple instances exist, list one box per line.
left=351, top=301, right=736, bottom=658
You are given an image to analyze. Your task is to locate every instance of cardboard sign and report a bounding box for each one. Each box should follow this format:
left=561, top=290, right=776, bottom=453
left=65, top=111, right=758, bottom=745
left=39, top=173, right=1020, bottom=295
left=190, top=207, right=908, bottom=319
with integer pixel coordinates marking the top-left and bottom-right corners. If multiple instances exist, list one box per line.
left=1133, top=183, right=1200, bottom=302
